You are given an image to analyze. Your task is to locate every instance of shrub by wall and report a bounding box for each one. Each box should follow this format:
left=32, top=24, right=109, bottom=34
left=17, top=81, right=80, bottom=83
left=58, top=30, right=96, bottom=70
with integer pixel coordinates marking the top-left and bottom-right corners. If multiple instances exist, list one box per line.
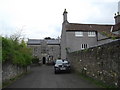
left=2, top=37, right=32, bottom=66
left=2, top=36, right=32, bottom=83
left=67, top=39, right=120, bottom=87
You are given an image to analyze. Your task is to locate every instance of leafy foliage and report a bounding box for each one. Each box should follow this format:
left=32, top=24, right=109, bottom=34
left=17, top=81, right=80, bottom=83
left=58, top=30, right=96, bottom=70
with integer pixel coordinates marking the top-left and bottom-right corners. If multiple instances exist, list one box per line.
left=2, top=37, right=33, bottom=66
left=101, top=31, right=117, bottom=40
left=32, top=56, right=39, bottom=64
left=44, top=37, right=51, bottom=39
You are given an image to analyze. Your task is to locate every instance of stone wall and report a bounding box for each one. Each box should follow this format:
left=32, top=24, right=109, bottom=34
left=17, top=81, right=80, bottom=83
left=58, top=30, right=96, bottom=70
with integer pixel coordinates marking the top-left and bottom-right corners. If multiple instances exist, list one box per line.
left=67, top=39, right=120, bottom=87
left=2, top=62, right=29, bottom=82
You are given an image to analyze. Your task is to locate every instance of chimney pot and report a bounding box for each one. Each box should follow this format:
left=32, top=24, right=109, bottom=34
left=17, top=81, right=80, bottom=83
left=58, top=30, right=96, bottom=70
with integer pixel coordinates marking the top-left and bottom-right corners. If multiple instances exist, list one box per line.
left=117, top=12, right=119, bottom=15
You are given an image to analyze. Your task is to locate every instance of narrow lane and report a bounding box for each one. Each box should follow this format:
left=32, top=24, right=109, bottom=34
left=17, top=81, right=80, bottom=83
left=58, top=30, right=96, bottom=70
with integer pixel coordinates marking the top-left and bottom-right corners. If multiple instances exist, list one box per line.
left=6, top=65, right=99, bottom=88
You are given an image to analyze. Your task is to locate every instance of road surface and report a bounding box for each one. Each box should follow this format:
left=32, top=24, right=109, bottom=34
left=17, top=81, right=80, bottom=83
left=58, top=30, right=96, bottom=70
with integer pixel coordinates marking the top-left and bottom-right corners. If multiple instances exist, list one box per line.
left=6, top=65, right=99, bottom=88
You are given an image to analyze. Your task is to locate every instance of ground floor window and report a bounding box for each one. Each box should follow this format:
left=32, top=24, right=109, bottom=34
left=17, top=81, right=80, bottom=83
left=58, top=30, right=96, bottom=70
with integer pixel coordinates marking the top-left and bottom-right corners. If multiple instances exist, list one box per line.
left=81, top=44, right=89, bottom=50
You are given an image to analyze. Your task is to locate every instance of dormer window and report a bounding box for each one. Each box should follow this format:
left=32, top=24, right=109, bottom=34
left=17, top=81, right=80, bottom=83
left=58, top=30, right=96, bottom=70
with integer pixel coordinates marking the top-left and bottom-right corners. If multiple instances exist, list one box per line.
left=75, top=31, right=83, bottom=37
left=88, top=32, right=96, bottom=37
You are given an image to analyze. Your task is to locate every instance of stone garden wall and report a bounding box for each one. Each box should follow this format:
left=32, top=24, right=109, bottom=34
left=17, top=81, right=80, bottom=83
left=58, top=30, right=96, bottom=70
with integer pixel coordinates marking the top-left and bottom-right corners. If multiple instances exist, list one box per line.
left=67, top=39, right=120, bottom=87
left=2, top=62, right=30, bottom=82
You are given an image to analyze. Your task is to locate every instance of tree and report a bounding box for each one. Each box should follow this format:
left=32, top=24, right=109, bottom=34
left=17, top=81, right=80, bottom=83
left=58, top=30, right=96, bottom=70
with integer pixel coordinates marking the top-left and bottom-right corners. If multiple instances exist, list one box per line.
left=44, top=37, right=51, bottom=39
left=2, top=31, right=33, bottom=66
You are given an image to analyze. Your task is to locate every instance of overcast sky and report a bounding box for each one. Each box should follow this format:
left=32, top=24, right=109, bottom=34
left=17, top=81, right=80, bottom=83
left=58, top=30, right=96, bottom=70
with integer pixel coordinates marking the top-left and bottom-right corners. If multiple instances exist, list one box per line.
left=0, top=0, right=120, bottom=39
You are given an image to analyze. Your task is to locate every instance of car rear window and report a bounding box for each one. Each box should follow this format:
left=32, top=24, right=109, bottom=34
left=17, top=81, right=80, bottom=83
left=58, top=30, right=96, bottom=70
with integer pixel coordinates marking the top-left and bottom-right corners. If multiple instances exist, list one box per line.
left=56, top=60, right=63, bottom=64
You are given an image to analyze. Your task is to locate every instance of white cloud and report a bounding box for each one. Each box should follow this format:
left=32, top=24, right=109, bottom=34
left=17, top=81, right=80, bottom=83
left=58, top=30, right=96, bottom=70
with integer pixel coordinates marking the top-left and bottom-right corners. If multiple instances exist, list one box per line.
left=0, top=0, right=119, bottom=39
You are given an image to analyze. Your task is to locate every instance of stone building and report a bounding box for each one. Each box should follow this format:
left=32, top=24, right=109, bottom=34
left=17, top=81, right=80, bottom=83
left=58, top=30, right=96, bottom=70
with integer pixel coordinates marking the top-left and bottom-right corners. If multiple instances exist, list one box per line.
left=27, top=38, right=60, bottom=64
left=61, top=8, right=120, bottom=59
left=27, top=2, right=120, bottom=61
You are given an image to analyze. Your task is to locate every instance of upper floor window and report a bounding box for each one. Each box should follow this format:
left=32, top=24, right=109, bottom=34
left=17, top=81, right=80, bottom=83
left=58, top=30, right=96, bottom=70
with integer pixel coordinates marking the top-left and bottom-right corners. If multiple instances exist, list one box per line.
left=75, top=31, right=83, bottom=37
left=88, top=32, right=96, bottom=37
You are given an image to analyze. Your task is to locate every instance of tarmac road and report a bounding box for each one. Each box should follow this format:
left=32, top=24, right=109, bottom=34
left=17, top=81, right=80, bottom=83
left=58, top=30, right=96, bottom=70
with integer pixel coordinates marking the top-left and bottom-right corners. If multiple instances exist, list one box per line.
left=6, top=65, right=99, bottom=88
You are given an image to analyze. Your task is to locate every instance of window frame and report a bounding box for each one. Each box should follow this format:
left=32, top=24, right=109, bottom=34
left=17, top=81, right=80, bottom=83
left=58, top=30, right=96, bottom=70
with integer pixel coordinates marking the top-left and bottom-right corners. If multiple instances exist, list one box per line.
left=75, top=31, right=83, bottom=37
left=88, top=31, right=96, bottom=37
left=81, top=44, right=89, bottom=50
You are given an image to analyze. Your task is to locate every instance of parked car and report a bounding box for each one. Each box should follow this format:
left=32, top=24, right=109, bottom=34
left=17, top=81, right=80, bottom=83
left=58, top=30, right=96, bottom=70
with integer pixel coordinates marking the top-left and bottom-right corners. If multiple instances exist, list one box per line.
left=54, top=59, right=71, bottom=74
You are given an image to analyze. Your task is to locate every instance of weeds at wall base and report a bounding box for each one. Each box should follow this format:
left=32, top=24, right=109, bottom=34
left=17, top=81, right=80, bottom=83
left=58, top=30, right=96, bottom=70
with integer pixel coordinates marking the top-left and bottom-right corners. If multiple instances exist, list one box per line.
left=75, top=71, right=118, bottom=88
left=2, top=71, right=31, bottom=88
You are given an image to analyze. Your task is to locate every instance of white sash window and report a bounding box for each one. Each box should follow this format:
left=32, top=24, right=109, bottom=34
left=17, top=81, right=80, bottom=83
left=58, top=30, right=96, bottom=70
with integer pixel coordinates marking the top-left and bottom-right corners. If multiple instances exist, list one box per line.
left=88, top=32, right=96, bottom=37
left=75, top=31, right=83, bottom=37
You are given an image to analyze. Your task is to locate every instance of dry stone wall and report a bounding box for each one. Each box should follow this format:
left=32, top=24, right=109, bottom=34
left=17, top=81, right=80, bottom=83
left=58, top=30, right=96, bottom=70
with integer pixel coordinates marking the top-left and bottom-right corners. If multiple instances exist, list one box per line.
left=67, top=39, right=120, bottom=87
left=2, top=62, right=29, bottom=82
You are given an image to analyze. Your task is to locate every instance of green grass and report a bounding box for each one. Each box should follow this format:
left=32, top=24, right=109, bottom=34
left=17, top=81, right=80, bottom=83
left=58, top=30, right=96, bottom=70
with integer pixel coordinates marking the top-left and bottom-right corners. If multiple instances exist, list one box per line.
left=2, top=71, right=31, bottom=88
left=75, top=71, right=118, bottom=88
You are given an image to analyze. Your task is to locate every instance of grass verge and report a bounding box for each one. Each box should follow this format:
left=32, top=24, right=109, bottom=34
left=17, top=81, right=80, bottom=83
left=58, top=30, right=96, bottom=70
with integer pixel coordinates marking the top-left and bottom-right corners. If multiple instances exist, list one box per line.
left=75, top=71, right=118, bottom=88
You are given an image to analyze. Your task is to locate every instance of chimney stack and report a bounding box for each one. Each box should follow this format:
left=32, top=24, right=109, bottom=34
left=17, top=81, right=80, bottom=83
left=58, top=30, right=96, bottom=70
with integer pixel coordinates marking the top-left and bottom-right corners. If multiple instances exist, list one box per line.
left=63, top=9, right=68, bottom=22
left=114, top=12, right=120, bottom=24
left=114, top=1, right=120, bottom=25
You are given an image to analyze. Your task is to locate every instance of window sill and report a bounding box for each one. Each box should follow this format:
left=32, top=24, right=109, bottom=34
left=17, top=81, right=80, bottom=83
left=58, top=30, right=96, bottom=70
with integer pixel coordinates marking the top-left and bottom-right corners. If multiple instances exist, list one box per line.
left=88, top=36, right=96, bottom=37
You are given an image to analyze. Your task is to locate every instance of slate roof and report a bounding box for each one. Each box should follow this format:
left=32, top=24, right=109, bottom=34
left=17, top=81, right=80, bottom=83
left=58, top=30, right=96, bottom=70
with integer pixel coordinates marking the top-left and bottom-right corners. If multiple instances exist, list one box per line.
left=45, top=39, right=60, bottom=45
left=65, top=23, right=113, bottom=32
left=27, top=39, right=60, bottom=45
left=27, top=39, right=42, bottom=45
left=65, top=23, right=120, bottom=38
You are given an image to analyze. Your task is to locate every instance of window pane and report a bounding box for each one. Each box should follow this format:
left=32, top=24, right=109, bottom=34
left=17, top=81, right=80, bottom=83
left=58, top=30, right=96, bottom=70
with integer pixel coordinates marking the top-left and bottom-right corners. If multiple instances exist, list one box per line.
left=75, top=32, right=83, bottom=37
left=88, top=31, right=96, bottom=37
left=84, top=44, right=86, bottom=48
left=86, top=44, right=87, bottom=48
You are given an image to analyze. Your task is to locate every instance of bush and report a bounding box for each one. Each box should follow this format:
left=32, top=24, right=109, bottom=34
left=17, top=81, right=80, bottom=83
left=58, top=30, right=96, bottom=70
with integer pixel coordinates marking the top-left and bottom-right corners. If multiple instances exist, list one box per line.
left=32, top=56, right=39, bottom=64
left=2, top=37, right=33, bottom=66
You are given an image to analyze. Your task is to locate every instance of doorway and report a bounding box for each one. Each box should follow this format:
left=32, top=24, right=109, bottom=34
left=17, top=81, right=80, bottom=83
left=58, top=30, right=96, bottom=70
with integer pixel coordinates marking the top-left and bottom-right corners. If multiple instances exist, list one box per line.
left=43, top=57, right=46, bottom=64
